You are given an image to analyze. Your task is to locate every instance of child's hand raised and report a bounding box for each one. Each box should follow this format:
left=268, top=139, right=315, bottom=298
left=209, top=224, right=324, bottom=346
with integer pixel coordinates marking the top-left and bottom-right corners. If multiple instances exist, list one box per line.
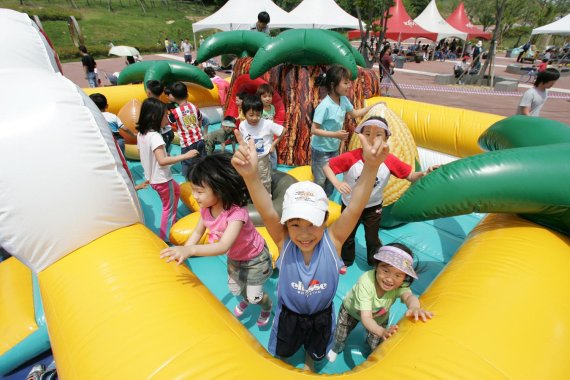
left=359, top=125, right=389, bottom=167
left=231, top=130, right=258, bottom=179
left=405, top=307, right=434, bottom=322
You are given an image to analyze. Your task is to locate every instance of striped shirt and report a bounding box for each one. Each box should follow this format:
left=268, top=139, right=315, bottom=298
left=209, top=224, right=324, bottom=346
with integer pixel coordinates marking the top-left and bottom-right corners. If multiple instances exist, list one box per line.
left=168, top=102, right=203, bottom=147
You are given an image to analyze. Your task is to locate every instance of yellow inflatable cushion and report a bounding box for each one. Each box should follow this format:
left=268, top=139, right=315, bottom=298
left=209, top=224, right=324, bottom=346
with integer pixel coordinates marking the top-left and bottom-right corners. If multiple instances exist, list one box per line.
left=0, top=258, right=37, bottom=355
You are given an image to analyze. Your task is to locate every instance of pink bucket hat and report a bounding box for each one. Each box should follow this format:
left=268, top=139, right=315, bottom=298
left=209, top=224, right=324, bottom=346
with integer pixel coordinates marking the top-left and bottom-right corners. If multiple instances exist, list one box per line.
left=281, top=181, right=329, bottom=227
left=373, top=245, right=418, bottom=279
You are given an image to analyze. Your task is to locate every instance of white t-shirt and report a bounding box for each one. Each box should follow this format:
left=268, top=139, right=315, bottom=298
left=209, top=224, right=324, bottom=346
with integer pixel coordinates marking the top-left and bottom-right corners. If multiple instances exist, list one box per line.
left=518, top=87, right=548, bottom=117
left=239, top=119, right=283, bottom=158
left=137, top=131, right=172, bottom=185
left=181, top=41, right=192, bottom=54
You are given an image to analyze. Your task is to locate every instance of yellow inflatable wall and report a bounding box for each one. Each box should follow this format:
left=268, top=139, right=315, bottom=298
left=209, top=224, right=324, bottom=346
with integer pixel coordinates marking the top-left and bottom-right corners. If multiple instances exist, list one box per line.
left=83, top=82, right=221, bottom=115
left=373, top=97, right=504, bottom=157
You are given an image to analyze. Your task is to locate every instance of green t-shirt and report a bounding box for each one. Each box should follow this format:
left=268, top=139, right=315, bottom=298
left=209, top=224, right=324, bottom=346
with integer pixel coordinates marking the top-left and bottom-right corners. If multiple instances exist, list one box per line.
left=262, top=104, right=275, bottom=121
left=342, top=270, right=411, bottom=325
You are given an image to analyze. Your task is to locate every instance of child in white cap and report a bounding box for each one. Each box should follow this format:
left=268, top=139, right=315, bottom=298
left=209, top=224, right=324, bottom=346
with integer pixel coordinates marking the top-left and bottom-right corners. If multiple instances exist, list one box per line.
left=231, top=125, right=389, bottom=372
left=323, top=116, right=438, bottom=268
left=327, top=243, right=433, bottom=363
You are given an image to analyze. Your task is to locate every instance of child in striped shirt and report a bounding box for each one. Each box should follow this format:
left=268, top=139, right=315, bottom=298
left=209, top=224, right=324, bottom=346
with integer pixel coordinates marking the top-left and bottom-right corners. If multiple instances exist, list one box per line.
left=167, top=81, right=206, bottom=177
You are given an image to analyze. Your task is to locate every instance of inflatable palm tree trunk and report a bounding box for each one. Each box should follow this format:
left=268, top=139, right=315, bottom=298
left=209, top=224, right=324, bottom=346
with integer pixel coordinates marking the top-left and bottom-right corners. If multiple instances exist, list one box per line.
left=231, top=57, right=380, bottom=166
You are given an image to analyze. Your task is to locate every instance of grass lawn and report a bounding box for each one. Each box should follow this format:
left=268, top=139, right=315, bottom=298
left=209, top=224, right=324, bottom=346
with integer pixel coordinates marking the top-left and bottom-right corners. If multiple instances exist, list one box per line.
left=1, top=0, right=217, bottom=60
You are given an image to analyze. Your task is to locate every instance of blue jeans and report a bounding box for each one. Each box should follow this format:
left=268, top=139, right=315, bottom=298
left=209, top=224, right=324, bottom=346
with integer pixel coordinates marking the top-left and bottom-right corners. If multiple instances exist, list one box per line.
left=181, top=140, right=206, bottom=178
left=311, top=148, right=338, bottom=197
left=269, top=150, right=277, bottom=170
left=116, top=137, right=125, bottom=157
left=87, top=72, right=98, bottom=88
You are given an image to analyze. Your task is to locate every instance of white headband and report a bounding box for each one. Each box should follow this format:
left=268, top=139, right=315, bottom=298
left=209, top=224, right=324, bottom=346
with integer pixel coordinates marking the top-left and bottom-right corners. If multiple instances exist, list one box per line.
left=355, top=119, right=391, bottom=136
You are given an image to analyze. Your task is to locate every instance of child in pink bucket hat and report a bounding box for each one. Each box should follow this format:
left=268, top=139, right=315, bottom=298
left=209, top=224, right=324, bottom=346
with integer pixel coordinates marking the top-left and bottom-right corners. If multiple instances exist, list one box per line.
left=327, top=243, right=433, bottom=362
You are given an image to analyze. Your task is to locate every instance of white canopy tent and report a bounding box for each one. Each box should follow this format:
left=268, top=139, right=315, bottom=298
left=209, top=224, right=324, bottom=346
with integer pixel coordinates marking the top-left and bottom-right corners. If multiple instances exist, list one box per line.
left=287, top=0, right=362, bottom=29
left=414, top=0, right=467, bottom=41
left=192, top=0, right=292, bottom=33
left=532, top=13, right=570, bottom=35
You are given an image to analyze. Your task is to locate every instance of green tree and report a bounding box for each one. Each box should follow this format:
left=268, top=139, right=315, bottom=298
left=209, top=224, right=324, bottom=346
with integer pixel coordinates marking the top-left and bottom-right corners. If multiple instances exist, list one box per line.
left=407, top=0, right=430, bottom=17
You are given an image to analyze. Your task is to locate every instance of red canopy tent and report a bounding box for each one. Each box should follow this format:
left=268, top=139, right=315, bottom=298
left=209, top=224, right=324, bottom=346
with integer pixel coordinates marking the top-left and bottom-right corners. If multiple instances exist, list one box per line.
left=446, top=2, right=491, bottom=40
left=347, top=0, right=437, bottom=41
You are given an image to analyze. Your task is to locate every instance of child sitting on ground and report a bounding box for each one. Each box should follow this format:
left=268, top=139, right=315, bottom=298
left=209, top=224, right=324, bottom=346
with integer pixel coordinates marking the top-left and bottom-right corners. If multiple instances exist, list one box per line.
left=231, top=124, right=389, bottom=372
left=323, top=117, right=438, bottom=268
left=238, top=95, right=284, bottom=194
left=166, top=81, right=206, bottom=177
left=205, top=116, right=238, bottom=154
left=160, top=153, right=274, bottom=326
left=327, top=243, right=433, bottom=362
left=89, top=93, right=136, bottom=157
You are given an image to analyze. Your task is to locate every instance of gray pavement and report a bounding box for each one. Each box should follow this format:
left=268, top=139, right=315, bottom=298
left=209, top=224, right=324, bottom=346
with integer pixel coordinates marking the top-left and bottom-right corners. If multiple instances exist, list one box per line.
left=63, top=52, right=570, bottom=125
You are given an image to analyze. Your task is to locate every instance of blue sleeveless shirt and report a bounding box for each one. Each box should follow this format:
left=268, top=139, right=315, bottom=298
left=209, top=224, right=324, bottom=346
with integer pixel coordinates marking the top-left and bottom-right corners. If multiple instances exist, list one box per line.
left=268, top=229, right=343, bottom=355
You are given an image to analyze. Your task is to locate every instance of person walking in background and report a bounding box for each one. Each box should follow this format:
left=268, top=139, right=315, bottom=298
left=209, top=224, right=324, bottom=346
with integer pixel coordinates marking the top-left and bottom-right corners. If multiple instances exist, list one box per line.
left=380, top=45, right=395, bottom=96
left=181, top=39, right=193, bottom=64
left=164, top=37, right=171, bottom=54
left=79, top=45, right=98, bottom=88
left=517, top=68, right=560, bottom=117
left=517, top=41, right=531, bottom=63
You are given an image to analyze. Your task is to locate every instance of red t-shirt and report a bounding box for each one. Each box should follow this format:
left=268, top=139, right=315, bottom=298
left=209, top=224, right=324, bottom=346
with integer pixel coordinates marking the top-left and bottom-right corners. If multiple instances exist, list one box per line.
left=328, top=148, right=411, bottom=207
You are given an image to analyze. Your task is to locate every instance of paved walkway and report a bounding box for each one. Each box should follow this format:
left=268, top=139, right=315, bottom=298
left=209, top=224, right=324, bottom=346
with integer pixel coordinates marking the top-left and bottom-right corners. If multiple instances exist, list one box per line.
left=62, top=52, right=570, bottom=125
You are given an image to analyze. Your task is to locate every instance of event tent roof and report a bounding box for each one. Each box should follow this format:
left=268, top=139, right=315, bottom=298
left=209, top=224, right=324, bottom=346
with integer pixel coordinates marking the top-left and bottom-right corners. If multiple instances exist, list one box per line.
left=446, top=2, right=491, bottom=40
left=192, top=0, right=292, bottom=33
left=347, top=0, right=436, bottom=41
left=532, top=13, right=570, bottom=35
left=414, top=0, right=467, bottom=41
left=287, top=0, right=361, bottom=29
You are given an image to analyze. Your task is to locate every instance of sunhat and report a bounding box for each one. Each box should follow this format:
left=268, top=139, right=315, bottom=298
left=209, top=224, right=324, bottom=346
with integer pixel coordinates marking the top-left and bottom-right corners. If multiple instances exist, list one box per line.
left=373, top=245, right=418, bottom=279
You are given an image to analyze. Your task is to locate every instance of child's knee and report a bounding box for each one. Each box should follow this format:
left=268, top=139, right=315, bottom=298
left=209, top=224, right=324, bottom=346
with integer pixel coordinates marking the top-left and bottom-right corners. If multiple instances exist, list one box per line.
left=246, top=285, right=264, bottom=304
left=228, top=279, right=242, bottom=296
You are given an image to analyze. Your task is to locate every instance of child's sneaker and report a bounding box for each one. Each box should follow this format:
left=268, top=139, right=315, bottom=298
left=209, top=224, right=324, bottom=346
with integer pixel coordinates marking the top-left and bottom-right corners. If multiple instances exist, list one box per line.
left=234, top=300, right=249, bottom=317
left=257, top=309, right=272, bottom=327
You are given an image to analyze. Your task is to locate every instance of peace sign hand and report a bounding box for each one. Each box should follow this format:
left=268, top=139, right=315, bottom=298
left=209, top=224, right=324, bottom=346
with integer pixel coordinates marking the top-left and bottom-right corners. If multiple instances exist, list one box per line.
left=231, top=130, right=259, bottom=180
left=358, top=124, right=389, bottom=168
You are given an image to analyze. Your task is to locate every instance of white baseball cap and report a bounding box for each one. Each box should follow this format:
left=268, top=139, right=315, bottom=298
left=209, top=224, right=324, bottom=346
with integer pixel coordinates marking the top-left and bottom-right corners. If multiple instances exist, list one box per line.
left=281, top=181, right=329, bottom=226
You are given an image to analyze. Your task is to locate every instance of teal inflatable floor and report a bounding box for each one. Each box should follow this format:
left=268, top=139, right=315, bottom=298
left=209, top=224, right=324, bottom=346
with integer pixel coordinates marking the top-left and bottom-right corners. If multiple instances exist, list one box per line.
left=128, top=142, right=483, bottom=374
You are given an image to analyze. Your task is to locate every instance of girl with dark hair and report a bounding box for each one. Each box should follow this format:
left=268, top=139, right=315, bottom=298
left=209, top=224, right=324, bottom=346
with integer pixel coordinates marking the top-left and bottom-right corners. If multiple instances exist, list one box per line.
left=160, top=153, right=274, bottom=327
left=517, top=68, right=560, bottom=117
left=311, top=65, right=377, bottom=196
left=136, top=98, right=199, bottom=241
left=327, top=242, right=433, bottom=363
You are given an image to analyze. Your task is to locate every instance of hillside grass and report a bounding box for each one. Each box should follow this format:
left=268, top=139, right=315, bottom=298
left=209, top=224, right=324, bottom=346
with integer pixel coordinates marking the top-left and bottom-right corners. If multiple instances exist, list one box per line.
left=1, top=0, right=216, bottom=60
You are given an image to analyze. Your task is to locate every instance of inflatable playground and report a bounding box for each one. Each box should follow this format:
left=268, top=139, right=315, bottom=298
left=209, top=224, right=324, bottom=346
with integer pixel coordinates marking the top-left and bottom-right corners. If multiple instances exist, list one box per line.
left=2, top=8, right=570, bottom=379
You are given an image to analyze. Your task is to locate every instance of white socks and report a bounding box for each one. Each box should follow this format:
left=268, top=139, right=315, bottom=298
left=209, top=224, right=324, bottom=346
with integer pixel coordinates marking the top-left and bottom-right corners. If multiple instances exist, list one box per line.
left=326, top=350, right=338, bottom=363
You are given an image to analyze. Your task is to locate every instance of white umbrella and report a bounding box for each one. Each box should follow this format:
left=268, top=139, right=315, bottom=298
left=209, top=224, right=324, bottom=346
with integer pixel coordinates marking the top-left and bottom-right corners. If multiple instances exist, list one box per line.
left=109, top=45, right=140, bottom=57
